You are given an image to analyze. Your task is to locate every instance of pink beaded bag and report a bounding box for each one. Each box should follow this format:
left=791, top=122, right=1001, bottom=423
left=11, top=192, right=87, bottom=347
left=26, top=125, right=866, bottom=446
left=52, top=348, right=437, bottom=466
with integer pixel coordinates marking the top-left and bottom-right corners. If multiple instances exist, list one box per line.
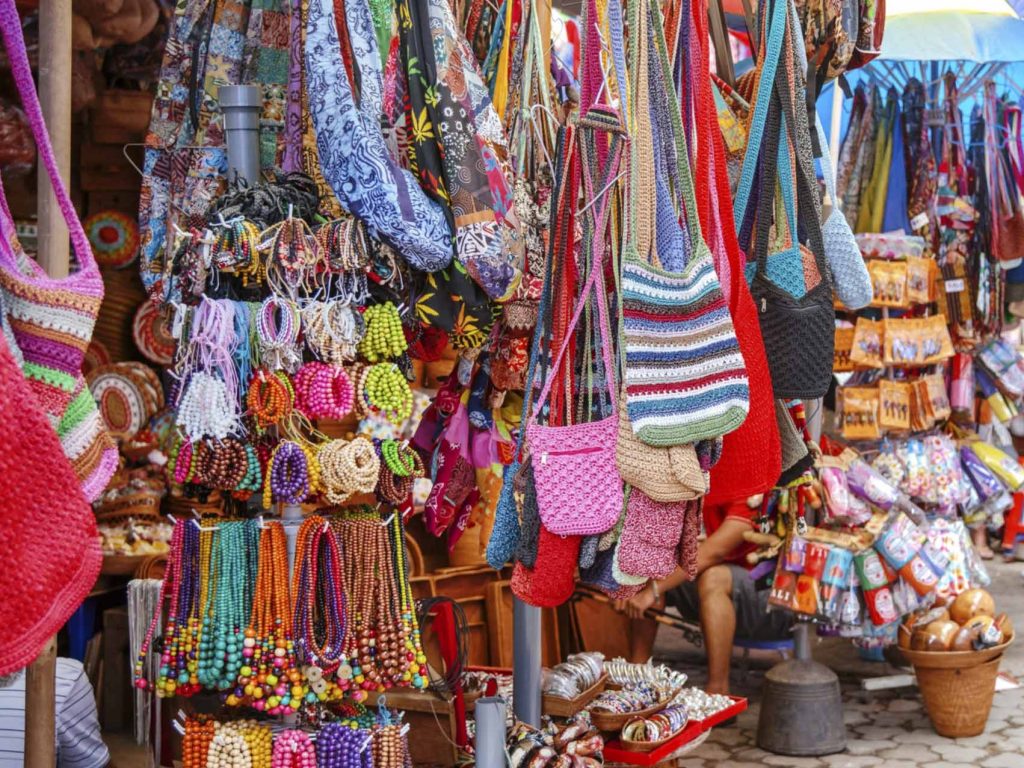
left=525, top=134, right=624, bottom=537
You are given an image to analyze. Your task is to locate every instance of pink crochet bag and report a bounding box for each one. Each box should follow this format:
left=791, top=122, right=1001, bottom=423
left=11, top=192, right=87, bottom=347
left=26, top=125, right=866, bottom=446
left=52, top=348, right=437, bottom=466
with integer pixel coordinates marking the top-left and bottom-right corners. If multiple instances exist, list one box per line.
left=0, top=0, right=115, bottom=501
left=525, top=135, right=624, bottom=537
left=616, top=489, right=689, bottom=581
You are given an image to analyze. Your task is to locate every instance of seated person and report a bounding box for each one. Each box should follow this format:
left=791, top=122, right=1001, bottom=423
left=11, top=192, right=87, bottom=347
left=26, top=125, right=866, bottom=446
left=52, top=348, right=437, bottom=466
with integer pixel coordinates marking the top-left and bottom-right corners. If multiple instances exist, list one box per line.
left=0, top=656, right=110, bottom=768
left=615, top=496, right=790, bottom=695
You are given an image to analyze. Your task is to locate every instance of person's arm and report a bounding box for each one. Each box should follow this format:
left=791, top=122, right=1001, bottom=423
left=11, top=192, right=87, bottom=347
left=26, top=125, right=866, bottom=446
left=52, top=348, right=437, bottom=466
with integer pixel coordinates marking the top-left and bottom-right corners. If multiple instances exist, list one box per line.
left=54, top=659, right=109, bottom=768
left=619, top=518, right=753, bottom=618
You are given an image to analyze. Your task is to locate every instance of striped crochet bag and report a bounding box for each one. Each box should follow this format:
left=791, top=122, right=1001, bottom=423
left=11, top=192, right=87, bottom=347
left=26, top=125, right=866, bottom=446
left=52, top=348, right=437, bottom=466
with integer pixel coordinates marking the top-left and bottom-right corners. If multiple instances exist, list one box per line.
left=621, top=0, right=748, bottom=448
left=0, top=0, right=116, bottom=502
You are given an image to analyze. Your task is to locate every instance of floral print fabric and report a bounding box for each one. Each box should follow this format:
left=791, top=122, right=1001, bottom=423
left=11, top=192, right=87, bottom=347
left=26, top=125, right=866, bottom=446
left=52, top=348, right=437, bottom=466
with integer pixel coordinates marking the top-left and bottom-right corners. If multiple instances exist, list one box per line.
left=397, top=0, right=524, bottom=302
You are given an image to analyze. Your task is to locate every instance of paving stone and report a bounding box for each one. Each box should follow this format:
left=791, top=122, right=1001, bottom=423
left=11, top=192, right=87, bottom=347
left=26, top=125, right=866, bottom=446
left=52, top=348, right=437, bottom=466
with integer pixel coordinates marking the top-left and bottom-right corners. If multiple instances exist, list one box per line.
left=895, top=729, right=945, bottom=746
left=821, top=755, right=881, bottom=767
left=761, top=756, right=824, bottom=767
left=688, top=742, right=732, bottom=761
left=951, top=732, right=1001, bottom=747
left=886, top=699, right=922, bottom=713
left=981, top=756, right=1024, bottom=768
left=931, top=744, right=989, bottom=762
left=878, top=744, right=941, bottom=761
left=842, top=738, right=898, bottom=755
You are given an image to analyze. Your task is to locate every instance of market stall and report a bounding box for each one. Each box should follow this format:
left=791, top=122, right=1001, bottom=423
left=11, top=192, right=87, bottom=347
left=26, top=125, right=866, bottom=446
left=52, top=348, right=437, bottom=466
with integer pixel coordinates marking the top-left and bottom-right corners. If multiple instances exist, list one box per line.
left=4, top=0, right=1024, bottom=765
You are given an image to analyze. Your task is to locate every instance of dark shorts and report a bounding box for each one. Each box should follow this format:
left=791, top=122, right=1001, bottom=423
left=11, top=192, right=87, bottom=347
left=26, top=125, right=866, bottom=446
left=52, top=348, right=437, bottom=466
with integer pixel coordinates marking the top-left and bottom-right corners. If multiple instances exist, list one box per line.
left=667, top=564, right=792, bottom=642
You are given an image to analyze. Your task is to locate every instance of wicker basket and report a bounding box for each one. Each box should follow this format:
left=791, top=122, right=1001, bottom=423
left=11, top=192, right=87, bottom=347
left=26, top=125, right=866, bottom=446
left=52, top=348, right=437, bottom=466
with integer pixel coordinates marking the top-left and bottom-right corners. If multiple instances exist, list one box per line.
left=914, top=657, right=1002, bottom=738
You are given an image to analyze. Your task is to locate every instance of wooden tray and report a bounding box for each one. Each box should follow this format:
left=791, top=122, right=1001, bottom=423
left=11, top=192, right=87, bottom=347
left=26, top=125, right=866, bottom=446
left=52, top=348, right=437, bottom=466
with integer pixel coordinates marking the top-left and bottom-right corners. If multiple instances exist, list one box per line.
left=900, top=634, right=1013, bottom=669
left=590, top=698, right=671, bottom=733
left=543, top=673, right=607, bottom=718
left=617, top=719, right=689, bottom=753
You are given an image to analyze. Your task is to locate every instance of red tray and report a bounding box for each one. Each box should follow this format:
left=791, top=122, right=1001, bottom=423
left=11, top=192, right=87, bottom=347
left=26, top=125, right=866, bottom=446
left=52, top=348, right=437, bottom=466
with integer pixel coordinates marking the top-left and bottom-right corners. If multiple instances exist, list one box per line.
left=602, top=696, right=747, bottom=766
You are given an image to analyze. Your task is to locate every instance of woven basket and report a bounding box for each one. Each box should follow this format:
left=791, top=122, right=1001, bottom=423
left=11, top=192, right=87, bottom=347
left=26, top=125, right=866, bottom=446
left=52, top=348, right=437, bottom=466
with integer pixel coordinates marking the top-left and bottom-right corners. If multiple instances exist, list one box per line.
left=93, top=266, right=147, bottom=363
left=913, top=657, right=1002, bottom=738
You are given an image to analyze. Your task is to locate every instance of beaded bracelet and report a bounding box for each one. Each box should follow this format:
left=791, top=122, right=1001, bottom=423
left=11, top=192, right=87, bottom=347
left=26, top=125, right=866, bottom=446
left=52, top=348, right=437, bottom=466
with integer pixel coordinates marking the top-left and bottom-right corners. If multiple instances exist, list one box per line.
left=256, top=297, right=302, bottom=373
left=294, top=362, right=354, bottom=420
left=365, top=363, right=413, bottom=422
left=319, top=438, right=380, bottom=503
left=270, top=730, right=316, bottom=768
left=358, top=302, right=408, bottom=362
left=263, top=440, right=312, bottom=507
left=247, top=369, right=295, bottom=429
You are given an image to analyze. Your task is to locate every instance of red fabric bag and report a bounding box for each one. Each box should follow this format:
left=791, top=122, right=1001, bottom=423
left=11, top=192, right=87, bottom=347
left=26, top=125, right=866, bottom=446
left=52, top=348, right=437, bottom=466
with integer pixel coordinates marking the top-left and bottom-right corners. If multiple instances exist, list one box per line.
left=690, top=0, right=781, bottom=505
left=0, top=331, right=101, bottom=674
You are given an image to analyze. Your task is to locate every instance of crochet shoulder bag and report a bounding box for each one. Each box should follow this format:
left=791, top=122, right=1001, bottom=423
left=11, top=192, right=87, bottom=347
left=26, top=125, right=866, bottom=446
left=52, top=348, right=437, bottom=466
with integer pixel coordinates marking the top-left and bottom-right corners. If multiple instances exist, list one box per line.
left=396, top=0, right=524, bottom=300
left=986, top=82, right=1024, bottom=266
left=306, top=0, right=453, bottom=272
left=0, top=0, right=116, bottom=502
left=524, top=118, right=625, bottom=538
left=619, top=0, right=748, bottom=447
left=688, top=0, right=780, bottom=504
left=737, top=0, right=835, bottom=400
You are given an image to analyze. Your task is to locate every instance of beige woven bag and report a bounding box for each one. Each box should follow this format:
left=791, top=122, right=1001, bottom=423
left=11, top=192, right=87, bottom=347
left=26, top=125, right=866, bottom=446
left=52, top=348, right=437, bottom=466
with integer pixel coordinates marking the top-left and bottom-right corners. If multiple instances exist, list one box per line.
left=616, top=395, right=707, bottom=502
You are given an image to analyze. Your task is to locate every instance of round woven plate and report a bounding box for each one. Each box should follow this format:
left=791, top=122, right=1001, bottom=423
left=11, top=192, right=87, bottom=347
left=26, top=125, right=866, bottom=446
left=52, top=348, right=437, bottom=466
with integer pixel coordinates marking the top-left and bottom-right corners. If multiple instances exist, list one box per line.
left=132, top=298, right=176, bottom=366
left=82, top=340, right=112, bottom=376
left=88, top=365, right=149, bottom=440
left=84, top=210, right=140, bottom=268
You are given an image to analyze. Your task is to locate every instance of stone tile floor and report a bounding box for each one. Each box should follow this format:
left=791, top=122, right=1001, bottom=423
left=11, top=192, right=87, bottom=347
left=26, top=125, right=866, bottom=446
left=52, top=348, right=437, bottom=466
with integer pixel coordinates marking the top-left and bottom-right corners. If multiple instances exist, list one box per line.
left=654, top=557, right=1024, bottom=767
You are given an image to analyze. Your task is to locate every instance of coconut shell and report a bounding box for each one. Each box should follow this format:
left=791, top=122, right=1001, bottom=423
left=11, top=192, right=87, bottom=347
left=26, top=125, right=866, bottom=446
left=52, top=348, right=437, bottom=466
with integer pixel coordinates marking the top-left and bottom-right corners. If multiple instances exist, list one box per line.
left=949, top=588, right=995, bottom=625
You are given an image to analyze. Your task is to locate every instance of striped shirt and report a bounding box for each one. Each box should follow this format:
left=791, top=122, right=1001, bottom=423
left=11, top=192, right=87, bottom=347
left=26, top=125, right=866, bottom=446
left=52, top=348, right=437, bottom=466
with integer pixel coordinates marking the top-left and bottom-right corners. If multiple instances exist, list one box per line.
left=0, top=658, right=109, bottom=768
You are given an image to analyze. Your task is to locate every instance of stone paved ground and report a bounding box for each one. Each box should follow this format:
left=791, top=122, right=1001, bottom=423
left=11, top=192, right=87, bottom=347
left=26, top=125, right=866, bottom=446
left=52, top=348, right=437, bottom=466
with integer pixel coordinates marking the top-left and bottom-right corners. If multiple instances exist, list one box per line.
left=653, top=557, right=1024, bottom=767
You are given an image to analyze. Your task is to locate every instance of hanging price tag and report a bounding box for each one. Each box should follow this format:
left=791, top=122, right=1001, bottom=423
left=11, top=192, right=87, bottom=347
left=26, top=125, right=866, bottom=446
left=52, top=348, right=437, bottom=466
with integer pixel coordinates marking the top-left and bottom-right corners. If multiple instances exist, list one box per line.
left=910, top=212, right=929, bottom=230
left=945, top=278, right=965, bottom=293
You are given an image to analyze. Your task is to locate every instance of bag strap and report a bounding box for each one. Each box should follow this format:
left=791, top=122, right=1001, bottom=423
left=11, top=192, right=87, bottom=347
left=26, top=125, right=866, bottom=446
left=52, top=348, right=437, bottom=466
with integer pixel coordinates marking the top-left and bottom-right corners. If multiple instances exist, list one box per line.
left=338, top=0, right=384, bottom=119
left=734, top=0, right=789, bottom=231
left=0, top=0, right=96, bottom=278
left=528, top=128, right=623, bottom=425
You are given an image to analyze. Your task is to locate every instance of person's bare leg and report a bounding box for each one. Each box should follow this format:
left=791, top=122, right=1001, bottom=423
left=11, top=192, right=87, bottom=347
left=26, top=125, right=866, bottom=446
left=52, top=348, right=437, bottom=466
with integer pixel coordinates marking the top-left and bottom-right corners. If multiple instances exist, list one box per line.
left=697, top=565, right=736, bottom=695
left=972, top=525, right=995, bottom=560
left=628, top=617, right=659, bottom=663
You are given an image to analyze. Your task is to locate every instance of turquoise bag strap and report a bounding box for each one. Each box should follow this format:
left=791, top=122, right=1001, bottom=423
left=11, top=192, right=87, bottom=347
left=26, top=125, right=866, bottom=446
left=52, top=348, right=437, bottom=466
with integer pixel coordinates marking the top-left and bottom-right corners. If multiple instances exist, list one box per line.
left=733, top=0, right=789, bottom=230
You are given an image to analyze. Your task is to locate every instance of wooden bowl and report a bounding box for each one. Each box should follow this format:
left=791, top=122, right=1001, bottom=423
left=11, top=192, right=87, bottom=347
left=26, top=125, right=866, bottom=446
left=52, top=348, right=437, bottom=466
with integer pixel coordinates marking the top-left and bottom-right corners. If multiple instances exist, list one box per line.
left=617, top=718, right=690, bottom=753
left=590, top=699, right=669, bottom=733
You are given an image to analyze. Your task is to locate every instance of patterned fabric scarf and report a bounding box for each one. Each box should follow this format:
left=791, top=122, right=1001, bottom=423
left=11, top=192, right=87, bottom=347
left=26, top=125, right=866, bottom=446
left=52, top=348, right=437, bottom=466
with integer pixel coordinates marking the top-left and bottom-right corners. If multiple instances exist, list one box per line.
left=397, top=0, right=524, bottom=302
left=138, top=0, right=290, bottom=301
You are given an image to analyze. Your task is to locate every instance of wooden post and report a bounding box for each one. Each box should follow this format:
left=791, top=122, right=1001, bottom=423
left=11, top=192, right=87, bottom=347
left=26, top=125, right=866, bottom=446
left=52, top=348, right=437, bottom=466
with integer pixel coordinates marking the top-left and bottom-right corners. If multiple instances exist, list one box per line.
left=36, top=0, right=72, bottom=278
left=28, top=1, right=73, bottom=761
left=25, top=637, right=57, bottom=768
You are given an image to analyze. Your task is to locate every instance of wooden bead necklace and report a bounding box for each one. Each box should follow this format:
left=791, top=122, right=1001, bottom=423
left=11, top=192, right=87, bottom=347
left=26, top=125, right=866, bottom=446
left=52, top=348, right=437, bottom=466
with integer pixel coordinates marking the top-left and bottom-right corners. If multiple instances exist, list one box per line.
left=182, top=715, right=216, bottom=768
left=292, top=516, right=350, bottom=703
left=372, top=724, right=411, bottom=767
left=269, top=730, right=316, bottom=768
left=231, top=522, right=305, bottom=714
left=205, top=722, right=253, bottom=768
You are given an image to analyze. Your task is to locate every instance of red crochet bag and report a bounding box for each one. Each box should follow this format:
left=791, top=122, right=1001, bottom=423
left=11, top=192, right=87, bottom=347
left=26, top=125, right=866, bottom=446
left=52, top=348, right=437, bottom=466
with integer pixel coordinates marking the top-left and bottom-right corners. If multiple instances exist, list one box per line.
left=690, top=0, right=781, bottom=505
left=510, top=526, right=580, bottom=608
left=0, top=331, right=101, bottom=675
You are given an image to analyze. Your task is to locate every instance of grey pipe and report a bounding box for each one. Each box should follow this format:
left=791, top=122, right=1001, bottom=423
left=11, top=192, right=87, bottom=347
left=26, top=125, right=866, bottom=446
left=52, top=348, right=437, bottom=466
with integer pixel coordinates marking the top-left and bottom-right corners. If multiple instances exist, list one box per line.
left=219, top=84, right=262, bottom=186
left=512, top=597, right=542, bottom=727
left=474, top=697, right=507, bottom=768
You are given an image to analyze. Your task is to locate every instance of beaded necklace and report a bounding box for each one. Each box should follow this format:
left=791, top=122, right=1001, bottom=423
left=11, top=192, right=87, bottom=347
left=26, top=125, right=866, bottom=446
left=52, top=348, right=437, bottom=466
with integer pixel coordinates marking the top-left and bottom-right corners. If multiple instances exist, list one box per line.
left=357, top=302, right=408, bottom=362
left=206, top=723, right=253, bottom=768
left=377, top=439, right=425, bottom=504
left=364, top=363, right=413, bottom=422
left=134, top=520, right=183, bottom=694
left=256, top=297, right=302, bottom=373
left=232, top=522, right=306, bottom=714
left=263, top=440, right=315, bottom=508
left=372, top=724, right=411, bottom=767
left=182, top=716, right=216, bottom=768
left=301, top=301, right=365, bottom=364
left=316, top=723, right=373, bottom=768
left=293, top=362, right=354, bottom=420
left=247, top=369, right=295, bottom=430
left=292, top=516, right=350, bottom=702
left=390, top=512, right=427, bottom=687
left=318, top=437, right=380, bottom=504
left=270, top=730, right=316, bottom=768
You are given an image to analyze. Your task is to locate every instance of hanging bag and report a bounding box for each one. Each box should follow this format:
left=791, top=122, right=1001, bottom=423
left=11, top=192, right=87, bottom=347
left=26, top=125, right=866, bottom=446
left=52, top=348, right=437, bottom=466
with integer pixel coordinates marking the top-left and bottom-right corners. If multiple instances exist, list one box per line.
left=735, top=0, right=835, bottom=400
left=0, top=0, right=117, bottom=502
left=685, top=0, right=780, bottom=504
left=788, top=0, right=872, bottom=311
left=986, top=82, right=1024, bottom=266
left=525, top=119, right=625, bottom=538
left=307, top=0, right=453, bottom=272
left=620, top=0, right=749, bottom=447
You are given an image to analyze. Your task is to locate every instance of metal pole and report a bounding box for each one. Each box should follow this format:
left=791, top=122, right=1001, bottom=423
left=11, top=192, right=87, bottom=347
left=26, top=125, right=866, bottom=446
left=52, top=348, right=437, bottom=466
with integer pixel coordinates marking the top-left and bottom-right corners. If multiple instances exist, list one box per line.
left=219, top=85, right=262, bottom=186
left=25, top=637, right=57, bottom=768
left=36, top=0, right=71, bottom=278
left=793, top=621, right=813, bottom=661
left=512, top=597, right=541, bottom=727
left=474, top=697, right=507, bottom=768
